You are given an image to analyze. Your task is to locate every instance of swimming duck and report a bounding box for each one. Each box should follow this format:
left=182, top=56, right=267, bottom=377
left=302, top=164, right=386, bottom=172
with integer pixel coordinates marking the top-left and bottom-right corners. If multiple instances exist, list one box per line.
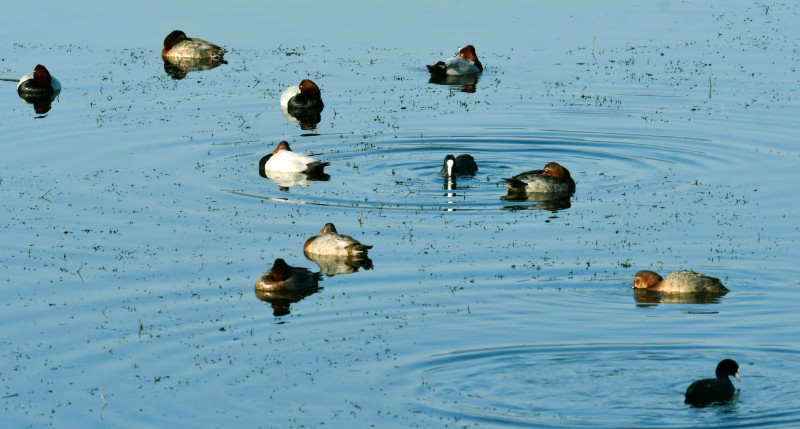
left=427, top=45, right=483, bottom=76
left=685, top=359, right=740, bottom=405
left=633, top=270, right=728, bottom=294
left=17, top=64, right=61, bottom=97
left=260, top=141, right=329, bottom=174
left=441, top=154, right=478, bottom=177
left=504, top=162, right=575, bottom=199
left=254, top=258, right=321, bottom=292
left=162, top=30, right=225, bottom=60
left=280, top=79, right=324, bottom=111
left=304, top=223, right=372, bottom=257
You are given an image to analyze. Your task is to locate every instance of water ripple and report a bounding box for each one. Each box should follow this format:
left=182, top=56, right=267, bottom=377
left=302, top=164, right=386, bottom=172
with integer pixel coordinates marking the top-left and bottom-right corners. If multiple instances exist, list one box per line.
left=226, top=128, right=734, bottom=213
left=405, top=342, right=800, bottom=428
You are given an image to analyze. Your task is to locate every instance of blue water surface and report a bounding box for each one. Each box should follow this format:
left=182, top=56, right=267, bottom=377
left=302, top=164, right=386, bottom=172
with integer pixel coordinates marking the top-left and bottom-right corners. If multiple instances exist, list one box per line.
left=1, top=1, right=799, bottom=428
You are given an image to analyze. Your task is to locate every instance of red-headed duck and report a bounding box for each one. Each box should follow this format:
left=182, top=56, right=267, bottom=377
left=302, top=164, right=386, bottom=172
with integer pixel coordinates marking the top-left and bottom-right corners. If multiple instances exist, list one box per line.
left=280, top=79, right=324, bottom=111
left=504, top=162, right=576, bottom=198
left=427, top=45, right=483, bottom=76
left=633, top=270, right=728, bottom=294
left=441, top=154, right=478, bottom=177
left=17, top=64, right=61, bottom=97
left=260, top=141, right=329, bottom=174
left=685, top=359, right=740, bottom=405
left=255, top=258, right=321, bottom=292
left=162, top=30, right=225, bottom=60
left=304, top=223, right=372, bottom=257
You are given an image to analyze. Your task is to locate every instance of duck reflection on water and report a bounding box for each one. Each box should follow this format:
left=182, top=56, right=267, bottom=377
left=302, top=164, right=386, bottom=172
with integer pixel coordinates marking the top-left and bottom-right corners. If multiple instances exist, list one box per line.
left=632, top=288, right=728, bottom=306
left=259, top=168, right=330, bottom=190
left=428, top=73, right=480, bottom=93
left=501, top=196, right=572, bottom=212
left=254, top=258, right=322, bottom=316
left=255, top=287, right=321, bottom=317
left=162, top=57, right=226, bottom=80
left=19, top=95, right=58, bottom=115
left=305, top=252, right=373, bottom=276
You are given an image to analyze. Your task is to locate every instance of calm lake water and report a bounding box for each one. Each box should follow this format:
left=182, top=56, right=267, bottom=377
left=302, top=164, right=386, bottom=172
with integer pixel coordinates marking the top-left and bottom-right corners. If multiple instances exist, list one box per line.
left=2, top=1, right=799, bottom=428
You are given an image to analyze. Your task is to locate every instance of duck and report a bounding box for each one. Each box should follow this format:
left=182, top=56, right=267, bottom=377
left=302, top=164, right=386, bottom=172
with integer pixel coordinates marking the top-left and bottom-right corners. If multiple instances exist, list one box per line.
left=427, top=45, right=483, bottom=76
left=260, top=141, right=329, bottom=174
left=633, top=270, right=728, bottom=294
left=685, top=359, right=740, bottom=405
left=280, top=79, right=324, bottom=111
left=254, top=258, right=321, bottom=292
left=17, top=64, right=61, bottom=97
left=162, top=30, right=225, bottom=60
left=304, top=223, right=372, bottom=257
left=504, top=162, right=576, bottom=199
left=441, top=154, right=478, bottom=177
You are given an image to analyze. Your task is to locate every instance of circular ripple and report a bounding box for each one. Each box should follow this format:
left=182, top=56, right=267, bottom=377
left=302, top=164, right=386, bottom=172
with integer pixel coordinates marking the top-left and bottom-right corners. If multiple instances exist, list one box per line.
left=226, top=128, right=734, bottom=213
left=405, top=342, right=800, bottom=428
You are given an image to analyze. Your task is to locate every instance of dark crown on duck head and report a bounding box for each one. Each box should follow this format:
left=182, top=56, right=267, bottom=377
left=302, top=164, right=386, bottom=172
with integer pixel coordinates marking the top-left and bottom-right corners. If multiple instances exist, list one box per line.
left=716, top=359, right=739, bottom=378
left=164, top=30, right=188, bottom=49
left=270, top=258, right=290, bottom=281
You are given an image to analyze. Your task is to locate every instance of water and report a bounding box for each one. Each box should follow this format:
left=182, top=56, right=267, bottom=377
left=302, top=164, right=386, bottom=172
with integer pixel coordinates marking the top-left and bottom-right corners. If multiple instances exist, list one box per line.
left=1, top=1, right=799, bottom=428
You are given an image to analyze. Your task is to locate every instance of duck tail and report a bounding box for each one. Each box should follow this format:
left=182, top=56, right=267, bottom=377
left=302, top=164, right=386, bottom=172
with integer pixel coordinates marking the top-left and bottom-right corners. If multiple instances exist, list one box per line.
left=306, top=161, right=330, bottom=174
left=427, top=62, right=447, bottom=76
left=504, top=177, right=525, bottom=190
